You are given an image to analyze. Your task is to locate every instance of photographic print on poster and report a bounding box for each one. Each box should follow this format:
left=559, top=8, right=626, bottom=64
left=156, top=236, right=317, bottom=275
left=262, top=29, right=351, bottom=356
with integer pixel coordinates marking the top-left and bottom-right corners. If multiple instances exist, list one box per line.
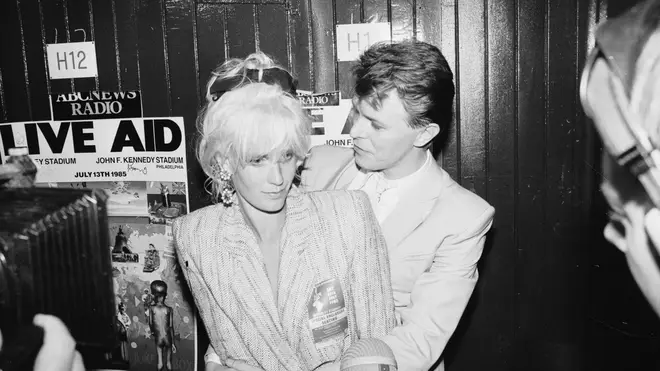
left=146, top=181, right=187, bottom=224
left=42, top=181, right=149, bottom=217
left=108, top=218, right=195, bottom=371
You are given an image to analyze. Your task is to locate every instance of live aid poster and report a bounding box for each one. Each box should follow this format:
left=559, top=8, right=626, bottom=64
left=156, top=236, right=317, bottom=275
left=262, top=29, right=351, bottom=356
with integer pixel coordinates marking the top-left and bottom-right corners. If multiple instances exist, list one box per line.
left=0, top=117, right=197, bottom=371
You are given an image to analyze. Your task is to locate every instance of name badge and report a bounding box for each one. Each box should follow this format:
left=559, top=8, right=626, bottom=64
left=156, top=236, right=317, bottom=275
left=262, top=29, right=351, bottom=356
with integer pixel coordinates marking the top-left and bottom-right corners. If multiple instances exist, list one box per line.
left=307, top=278, right=348, bottom=348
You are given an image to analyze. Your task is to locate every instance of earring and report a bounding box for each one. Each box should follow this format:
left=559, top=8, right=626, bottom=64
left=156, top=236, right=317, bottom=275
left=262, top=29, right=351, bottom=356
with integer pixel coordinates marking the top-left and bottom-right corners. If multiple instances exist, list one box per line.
left=211, top=162, right=234, bottom=207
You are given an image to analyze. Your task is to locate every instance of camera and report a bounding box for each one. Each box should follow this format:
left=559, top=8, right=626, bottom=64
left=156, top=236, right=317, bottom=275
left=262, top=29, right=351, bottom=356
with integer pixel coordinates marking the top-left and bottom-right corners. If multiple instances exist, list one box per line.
left=0, top=149, right=117, bottom=370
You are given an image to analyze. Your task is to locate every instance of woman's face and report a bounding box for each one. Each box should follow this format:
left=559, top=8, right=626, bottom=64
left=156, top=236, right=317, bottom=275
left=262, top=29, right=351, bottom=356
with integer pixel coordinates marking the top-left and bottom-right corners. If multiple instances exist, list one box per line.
left=231, top=150, right=298, bottom=214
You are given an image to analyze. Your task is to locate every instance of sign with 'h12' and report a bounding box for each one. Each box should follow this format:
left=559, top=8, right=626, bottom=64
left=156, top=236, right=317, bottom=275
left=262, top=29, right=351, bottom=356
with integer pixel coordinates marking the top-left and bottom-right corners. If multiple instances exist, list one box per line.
left=46, top=42, right=98, bottom=79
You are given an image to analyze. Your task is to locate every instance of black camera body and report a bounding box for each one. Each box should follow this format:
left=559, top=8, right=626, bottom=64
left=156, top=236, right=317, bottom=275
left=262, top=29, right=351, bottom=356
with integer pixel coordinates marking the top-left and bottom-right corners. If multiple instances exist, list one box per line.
left=0, top=152, right=117, bottom=370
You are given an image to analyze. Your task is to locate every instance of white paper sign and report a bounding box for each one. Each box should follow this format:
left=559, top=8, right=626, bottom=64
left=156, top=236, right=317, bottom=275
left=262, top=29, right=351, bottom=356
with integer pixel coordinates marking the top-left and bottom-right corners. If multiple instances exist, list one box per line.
left=46, top=41, right=98, bottom=79
left=0, top=117, right=186, bottom=183
left=309, top=99, right=354, bottom=148
left=336, top=23, right=391, bottom=61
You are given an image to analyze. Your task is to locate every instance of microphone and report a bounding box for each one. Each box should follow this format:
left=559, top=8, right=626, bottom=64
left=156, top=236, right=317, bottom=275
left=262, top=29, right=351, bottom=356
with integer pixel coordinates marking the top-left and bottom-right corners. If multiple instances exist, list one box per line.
left=340, top=338, right=397, bottom=371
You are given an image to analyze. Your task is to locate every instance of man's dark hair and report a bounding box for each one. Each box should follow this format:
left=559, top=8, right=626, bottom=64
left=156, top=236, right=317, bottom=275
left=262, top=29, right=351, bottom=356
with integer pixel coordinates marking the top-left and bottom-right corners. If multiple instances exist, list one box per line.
left=353, top=40, right=455, bottom=133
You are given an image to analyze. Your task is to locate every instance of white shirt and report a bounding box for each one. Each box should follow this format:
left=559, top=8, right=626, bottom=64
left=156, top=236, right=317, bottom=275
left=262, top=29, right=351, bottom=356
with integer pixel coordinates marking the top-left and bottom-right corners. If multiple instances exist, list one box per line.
left=348, top=151, right=433, bottom=223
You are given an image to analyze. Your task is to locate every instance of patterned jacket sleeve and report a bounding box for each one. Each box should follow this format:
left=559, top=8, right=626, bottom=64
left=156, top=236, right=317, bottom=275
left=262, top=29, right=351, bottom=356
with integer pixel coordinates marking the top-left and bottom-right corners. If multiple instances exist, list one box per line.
left=172, top=216, right=228, bottom=366
left=347, top=191, right=397, bottom=340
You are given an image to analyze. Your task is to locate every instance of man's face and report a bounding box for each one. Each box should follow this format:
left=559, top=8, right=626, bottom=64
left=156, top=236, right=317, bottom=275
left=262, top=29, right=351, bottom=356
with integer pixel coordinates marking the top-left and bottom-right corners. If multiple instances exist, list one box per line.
left=349, top=90, right=424, bottom=178
left=601, top=154, right=660, bottom=315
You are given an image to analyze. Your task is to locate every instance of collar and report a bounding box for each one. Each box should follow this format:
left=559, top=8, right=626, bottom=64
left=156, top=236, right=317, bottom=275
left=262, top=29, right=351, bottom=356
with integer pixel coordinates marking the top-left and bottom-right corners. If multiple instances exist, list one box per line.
left=222, top=186, right=313, bottom=257
left=354, top=150, right=433, bottom=190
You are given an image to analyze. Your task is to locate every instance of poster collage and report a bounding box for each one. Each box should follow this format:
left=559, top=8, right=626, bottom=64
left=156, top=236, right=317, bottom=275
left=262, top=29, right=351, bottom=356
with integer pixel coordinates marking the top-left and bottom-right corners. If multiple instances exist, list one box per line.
left=44, top=180, right=195, bottom=371
left=0, top=91, right=196, bottom=371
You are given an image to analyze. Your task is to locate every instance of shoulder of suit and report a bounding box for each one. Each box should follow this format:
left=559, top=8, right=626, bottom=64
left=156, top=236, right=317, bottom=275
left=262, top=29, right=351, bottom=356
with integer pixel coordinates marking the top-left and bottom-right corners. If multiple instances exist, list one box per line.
left=172, top=204, right=225, bottom=253
left=431, top=166, right=495, bottom=222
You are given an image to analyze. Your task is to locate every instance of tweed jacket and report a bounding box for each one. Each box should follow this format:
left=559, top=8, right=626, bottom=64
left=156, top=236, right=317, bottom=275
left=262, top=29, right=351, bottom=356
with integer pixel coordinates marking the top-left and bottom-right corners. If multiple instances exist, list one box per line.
left=173, top=188, right=396, bottom=371
left=300, top=145, right=495, bottom=371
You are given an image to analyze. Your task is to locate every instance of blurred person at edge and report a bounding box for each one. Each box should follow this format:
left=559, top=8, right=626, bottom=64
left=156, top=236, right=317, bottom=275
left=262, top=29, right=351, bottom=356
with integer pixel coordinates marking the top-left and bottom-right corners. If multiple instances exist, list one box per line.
left=581, top=0, right=660, bottom=317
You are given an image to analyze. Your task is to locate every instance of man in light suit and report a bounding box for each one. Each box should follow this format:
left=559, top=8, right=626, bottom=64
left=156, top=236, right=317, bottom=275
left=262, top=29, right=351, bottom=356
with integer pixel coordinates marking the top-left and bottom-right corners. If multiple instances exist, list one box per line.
left=300, top=41, right=495, bottom=371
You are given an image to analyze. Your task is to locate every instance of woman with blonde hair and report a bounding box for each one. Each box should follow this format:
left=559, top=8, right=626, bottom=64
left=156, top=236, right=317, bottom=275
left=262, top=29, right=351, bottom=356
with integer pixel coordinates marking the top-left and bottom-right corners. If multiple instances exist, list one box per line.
left=173, top=52, right=395, bottom=371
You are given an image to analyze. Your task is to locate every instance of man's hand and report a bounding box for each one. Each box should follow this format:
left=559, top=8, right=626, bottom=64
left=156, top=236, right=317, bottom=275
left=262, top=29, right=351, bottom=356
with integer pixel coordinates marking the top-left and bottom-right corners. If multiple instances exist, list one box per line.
left=32, top=314, right=85, bottom=371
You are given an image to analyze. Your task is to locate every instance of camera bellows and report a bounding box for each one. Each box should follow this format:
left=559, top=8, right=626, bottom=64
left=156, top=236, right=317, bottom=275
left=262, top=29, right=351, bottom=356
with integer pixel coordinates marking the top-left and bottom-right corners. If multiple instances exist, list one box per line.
left=0, top=188, right=116, bottom=351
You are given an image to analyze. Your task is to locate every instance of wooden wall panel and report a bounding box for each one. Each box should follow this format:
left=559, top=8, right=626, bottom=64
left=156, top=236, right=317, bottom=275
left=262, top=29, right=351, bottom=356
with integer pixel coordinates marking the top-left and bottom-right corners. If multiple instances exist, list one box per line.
left=66, top=0, right=97, bottom=93
left=257, top=5, right=289, bottom=70
left=310, top=0, right=335, bottom=93
left=165, top=0, right=206, bottom=216
left=0, top=0, right=30, bottom=122
left=92, top=0, right=120, bottom=92
left=41, top=0, right=71, bottom=94
left=225, top=5, right=256, bottom=57
left=515, top=0, right=551, bottom=369
left=0, top=67, right=5, bottom=122
left=434, top=0, right=458, bottom=177
left=335, top=0, right=361, bottom=98
left=480, top=0, right=518, bottom=366
left=137, top=0, right=170, bottom=116
left=115, top=0, right=140, bottom=92
left=287, top=0, right=312, bottom=91
left=363, top=0, right=388, bottom=23
left=20, top=0, right=50, bottom=121
left=196, top=3, right=227, bottom=101
left=456, top=0, right=487, bottom=199
left=535, top=0, right=587, bottom=368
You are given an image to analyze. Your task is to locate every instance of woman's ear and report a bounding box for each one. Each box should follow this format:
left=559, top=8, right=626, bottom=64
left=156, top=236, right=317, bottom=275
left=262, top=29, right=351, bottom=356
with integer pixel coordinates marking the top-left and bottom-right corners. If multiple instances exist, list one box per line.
left=214, top=154, right=234, bottom=174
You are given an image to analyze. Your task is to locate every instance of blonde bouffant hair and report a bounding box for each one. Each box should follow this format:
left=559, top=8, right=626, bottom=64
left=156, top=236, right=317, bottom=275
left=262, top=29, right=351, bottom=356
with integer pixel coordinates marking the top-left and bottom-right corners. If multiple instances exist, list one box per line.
left=196, top=52, right=310, bottom=201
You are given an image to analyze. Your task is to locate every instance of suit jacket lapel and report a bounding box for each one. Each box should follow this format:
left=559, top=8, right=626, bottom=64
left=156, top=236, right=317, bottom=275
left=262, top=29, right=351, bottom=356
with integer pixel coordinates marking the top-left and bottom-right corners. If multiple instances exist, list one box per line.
left=380, top=163, right=448, bottom=249
left=275, top=191, right=327, bottom=363
left=219, top=206, right=303, bottom=370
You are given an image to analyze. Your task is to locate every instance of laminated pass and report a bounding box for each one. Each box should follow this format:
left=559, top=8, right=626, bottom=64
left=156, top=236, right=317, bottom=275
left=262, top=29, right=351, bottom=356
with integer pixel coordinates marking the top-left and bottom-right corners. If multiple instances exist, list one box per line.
left=307, top=278, right=348, bottom=348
